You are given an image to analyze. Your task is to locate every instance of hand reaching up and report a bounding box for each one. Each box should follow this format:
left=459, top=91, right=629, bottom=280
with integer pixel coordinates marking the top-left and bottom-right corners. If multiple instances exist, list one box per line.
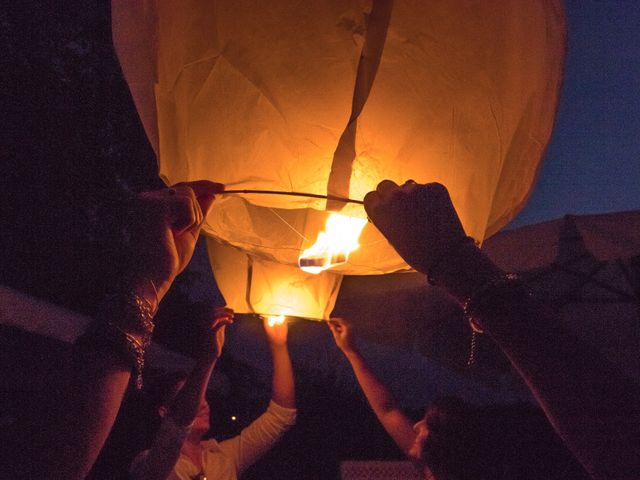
left=327, top=317, right=357, bottom=355
left=195, top=306, right=234, bottom=362
left=263, top=316, right=289, bottom=348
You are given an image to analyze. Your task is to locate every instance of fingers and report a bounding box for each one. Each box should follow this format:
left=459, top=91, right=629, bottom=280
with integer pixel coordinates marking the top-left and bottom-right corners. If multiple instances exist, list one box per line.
left=327, top=320, right=339, bottom=335
left=172, top=180, right=224, bottom=217
left=376, top=179, right=400, bottom=199
left=166, top=185, right=202, bottom=234
left=211, top=316, right=234, bottom=331
left=364, top=179, right=402, bottom=218
left=213, top=307, right=234, bottom=320
left=165, top=181, right=225, bottom=235
left=327, top=318, right=348, bottom=337
left=212, top=307, right=234, bottom=328
left=328, top=317, right=346, bottom=328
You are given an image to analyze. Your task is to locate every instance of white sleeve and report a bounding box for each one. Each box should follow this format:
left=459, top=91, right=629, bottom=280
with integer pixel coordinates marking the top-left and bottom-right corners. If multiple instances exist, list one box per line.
left=217, top=400, right=297, bottom=476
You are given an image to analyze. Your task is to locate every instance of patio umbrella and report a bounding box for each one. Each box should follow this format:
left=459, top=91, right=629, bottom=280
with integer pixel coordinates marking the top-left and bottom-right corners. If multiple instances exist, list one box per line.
left=334, top=210, right=640, bottom=382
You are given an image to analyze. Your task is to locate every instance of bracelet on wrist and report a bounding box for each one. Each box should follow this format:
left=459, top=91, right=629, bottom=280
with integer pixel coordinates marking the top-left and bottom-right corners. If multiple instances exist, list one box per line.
left=78, top=322, right=148, bottom=389
left=80, top=289, right=157, bottom=389
left=461, top=273, right=532, bottom=366
left=462, top=273, right=532, bottom=333
left=99, top=288, right=156, bottom=338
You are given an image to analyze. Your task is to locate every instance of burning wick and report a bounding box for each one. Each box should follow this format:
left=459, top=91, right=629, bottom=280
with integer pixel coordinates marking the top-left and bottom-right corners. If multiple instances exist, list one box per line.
left=266, top=315, right=286, bottom=327
left=298, top=213, right=367, bottom=274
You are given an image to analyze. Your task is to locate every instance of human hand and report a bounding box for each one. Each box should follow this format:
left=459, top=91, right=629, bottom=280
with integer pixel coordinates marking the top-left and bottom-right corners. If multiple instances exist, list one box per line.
left=129, top=180, right=224, bottom=305
left=363, top=181, right=467, bottom=275
left=196, top=306, right=234, bottom=361
left=327, top=317, right=357, bottom=354
left=263, top=316, right=288, bottom=348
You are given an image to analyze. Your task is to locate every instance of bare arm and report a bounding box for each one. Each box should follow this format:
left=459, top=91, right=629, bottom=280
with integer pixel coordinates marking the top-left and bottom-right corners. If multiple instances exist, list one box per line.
left=45, top=345, right=133, bottom=480
left=133, top=308, right=233, bottom=480
left=433, top=239, right=640, bottom=479
left=263, top=317, right=295, bottom=409
left=214, top=318, right=296, bottom=475
left=37, top=181, right=223, bottom=480
left=364, top=180, right=640, bottom=480
left=328, top=318, right=415, bottom=455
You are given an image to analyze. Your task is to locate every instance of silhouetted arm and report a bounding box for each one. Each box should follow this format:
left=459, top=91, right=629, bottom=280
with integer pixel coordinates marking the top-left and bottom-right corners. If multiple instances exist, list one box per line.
left=132, top=308, right=233, bottom=480
left=328, top=318, right=416, bottom=455
left=38, top=181, right=223, bottom=480
left=365, top=180, right=640, bottom=480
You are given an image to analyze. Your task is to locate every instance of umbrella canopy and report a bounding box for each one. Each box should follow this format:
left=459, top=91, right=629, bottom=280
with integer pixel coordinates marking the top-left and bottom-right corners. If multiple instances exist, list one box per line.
left=484, top=211, right=640, bottom=381
left=336, top=210, right=640, bottom=381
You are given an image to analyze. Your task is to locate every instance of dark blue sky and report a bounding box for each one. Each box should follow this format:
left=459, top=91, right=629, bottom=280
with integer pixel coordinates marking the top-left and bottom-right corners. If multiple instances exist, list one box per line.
left=508, top=0, right=640, bottom=229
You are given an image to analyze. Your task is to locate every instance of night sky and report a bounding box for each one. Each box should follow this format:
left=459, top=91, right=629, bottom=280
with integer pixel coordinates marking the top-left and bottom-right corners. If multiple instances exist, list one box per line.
left=508, top=0, right=640, bottom=229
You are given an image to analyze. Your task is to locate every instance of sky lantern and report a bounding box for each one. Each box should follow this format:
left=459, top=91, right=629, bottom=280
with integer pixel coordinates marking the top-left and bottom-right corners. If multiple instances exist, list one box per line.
left=112, top=0, right=565, bottom=320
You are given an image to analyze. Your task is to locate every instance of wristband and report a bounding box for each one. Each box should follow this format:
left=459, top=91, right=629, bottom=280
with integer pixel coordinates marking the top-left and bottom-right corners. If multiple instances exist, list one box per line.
left=79, top=289, right=156, bottom=389
left=462, top=273, right=532, bottom=366
left=462, top=273, right=532, bottom=333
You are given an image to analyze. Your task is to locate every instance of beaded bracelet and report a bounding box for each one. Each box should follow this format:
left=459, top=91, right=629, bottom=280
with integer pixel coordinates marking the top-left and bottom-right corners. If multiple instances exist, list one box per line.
left=79, top=289, right=156, bottom=389
left=94, top=321, right=149, bottom=390
left=463, top=273, right=530, bottom=321
left=462, top=273, right=532, bottom=366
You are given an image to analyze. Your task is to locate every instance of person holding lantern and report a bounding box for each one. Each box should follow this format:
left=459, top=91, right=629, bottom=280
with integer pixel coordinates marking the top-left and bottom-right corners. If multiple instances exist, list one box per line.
left=328, top=316, right=589, bottom=480
left=130, top=314, right=296, bottom=480
left=6, top=181, right=224, bottom=480
left=361, top=180, right=640, bottom=480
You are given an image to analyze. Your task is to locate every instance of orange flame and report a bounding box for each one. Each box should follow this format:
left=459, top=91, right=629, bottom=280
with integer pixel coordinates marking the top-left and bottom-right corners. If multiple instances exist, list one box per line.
left=298, top=213, right=367, bottom=274
left=266, top=314, right=286, bottom=327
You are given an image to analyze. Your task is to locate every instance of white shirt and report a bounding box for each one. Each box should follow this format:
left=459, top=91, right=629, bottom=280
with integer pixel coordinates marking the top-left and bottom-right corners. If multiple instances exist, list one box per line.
left=131, top=400, right=297, bottom=480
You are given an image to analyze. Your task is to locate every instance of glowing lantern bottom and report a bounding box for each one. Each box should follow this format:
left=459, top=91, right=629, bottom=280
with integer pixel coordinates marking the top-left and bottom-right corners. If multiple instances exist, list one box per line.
left=207, top=238, right=343, bottom=320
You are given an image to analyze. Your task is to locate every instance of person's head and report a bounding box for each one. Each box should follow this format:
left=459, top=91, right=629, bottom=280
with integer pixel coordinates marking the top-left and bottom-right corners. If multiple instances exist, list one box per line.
left=407, top=396, right=472, bottom=479
left=407, top=397, right=588, bottom=480
left=145, top=371, right=211, bottom=437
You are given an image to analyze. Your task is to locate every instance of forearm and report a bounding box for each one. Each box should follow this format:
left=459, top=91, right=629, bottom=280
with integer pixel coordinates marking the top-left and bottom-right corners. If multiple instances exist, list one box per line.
left=343, top=348, right=414, bottom=454
left=169, top=357, right=217, bottom=425
left=270, top=344, right=295, bottom=408
left=47, top=285, right=158, bottom=480
left=46, top=347, right=132, bottom=480
left=435, top=244, right=640, bottom=479
left=131, top=416, right=192, bottom=480
left=479, top=295, right=640, bottom=480
left=132, top=356, right=217, bottom=480
left=344, top=348, right=397, bottom=414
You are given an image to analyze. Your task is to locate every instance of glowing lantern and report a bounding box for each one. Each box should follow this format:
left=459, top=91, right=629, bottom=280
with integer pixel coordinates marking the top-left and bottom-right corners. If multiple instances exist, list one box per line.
left=299, top=213, right=368, bottom=274
left=112, top=0, right=565, bottom=320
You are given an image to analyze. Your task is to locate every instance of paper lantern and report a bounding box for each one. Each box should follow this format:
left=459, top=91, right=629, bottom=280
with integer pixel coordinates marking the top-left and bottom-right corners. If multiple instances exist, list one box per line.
left=112, top=0, right=565, bottom=319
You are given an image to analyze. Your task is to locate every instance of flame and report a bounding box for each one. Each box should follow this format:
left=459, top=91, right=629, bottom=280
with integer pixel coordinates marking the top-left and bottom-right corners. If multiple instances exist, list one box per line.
left=266, top=314, right=286, bottom=327
left=298, top=213, right=367, bottom=274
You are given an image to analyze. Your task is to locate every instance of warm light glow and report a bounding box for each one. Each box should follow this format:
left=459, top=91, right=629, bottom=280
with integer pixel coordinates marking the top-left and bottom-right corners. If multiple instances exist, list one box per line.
left=231, top=415, right=237, bottom=421
left=298, top=213, right=367, bottom=274
left=267, top=314, right=286, bottom=327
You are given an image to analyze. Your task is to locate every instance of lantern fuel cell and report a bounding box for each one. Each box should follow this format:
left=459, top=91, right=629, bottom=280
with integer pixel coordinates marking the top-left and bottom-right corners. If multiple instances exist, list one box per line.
left=266, top=315, right=286, bottom=327
left=298, top=253, right=346, bottom=268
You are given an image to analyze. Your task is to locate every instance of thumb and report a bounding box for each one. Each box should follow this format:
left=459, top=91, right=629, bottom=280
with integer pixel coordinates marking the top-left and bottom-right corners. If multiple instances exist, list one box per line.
left=173, top=180, right=225, bottom=217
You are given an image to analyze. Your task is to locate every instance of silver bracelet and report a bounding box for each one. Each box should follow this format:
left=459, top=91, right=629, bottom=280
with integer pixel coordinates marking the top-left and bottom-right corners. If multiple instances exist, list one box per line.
left=462, top=273, right=531, bottom=366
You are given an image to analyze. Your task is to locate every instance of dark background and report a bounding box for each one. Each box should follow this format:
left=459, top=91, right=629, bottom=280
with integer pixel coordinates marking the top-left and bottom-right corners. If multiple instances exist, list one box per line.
left=1, top=1, right=635, bottom=478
